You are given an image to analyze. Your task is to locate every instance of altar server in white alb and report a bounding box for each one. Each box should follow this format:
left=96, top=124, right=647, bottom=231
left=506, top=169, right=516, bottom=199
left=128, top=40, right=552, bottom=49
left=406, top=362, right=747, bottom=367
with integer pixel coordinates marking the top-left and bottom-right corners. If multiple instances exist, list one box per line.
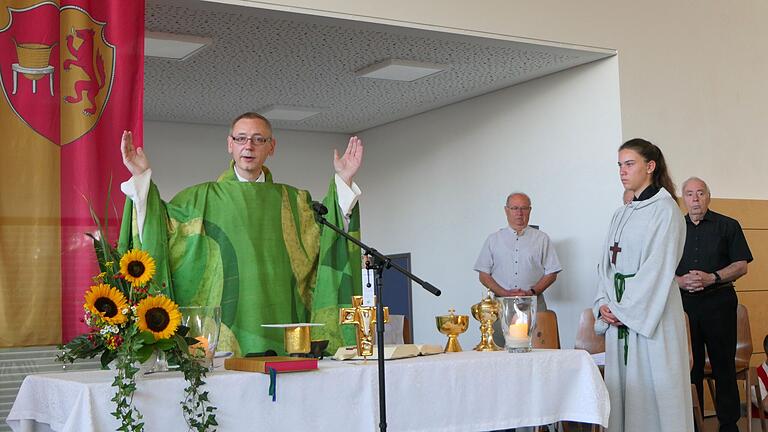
left=594, top=138, right=693, bottom=432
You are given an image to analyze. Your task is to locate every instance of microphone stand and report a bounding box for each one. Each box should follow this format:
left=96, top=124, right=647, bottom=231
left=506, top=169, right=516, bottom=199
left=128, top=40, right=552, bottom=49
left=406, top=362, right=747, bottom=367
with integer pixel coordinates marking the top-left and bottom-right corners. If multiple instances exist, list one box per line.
left=312, top=202, right=441, bottom=432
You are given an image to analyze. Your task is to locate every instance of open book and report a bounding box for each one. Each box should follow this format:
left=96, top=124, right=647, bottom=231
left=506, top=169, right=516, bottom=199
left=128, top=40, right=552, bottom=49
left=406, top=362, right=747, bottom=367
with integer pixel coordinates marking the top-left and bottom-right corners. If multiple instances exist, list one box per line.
left=332, top=344, right=443, bottom=361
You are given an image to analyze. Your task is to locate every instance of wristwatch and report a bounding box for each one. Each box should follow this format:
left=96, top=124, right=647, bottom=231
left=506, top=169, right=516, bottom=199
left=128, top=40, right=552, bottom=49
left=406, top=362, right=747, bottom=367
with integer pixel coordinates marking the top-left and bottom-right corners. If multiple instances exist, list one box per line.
left=713, top=271, right=721, bottom=282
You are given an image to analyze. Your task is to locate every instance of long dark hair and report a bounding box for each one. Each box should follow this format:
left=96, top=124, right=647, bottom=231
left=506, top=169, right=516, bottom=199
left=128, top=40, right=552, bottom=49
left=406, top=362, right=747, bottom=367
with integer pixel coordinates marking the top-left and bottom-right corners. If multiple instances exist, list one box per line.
left=619, top=138, right=676, bottom=201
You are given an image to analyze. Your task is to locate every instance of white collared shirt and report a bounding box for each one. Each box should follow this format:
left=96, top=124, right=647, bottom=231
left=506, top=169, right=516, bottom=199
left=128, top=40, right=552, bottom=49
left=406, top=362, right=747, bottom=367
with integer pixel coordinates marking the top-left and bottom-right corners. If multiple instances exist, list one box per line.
left=473, top=226, right=562, bottom=291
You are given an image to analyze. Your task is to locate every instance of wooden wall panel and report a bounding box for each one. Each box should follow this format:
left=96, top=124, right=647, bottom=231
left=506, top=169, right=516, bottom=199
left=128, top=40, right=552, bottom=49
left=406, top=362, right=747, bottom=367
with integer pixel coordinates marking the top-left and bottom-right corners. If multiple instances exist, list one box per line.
left=735, top=230, right=768, bottom=292
left=710, top=198, right=768, bottom=230
left=752, top=353, right=765, bottom=368
left=707, top=198, right=767, bottom=292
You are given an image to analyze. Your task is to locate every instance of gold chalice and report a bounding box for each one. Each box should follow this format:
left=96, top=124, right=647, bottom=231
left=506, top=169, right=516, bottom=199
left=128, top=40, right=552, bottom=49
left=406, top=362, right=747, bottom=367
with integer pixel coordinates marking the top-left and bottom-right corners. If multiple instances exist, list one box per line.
left=435, top=308, right=469, bottom=352
left=471, top=289, right=503, bottom=351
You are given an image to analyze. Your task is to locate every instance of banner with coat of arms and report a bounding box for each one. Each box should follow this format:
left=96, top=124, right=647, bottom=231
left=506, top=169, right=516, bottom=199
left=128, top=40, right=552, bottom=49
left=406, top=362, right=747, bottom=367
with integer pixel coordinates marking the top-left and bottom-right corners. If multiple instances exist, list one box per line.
left=0, top=0, right=144, bottom=347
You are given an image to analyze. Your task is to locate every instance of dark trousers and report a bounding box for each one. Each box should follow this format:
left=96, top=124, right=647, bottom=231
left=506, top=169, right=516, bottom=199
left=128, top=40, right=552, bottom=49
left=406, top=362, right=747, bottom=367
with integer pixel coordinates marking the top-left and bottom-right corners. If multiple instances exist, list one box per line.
left=683, top=286, right=740, bottom=432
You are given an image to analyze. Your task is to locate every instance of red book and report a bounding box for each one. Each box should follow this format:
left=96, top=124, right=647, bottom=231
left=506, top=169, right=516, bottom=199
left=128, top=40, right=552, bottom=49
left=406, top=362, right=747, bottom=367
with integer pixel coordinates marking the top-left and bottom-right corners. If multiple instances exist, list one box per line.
left=224, top=356, right=318, bottom=373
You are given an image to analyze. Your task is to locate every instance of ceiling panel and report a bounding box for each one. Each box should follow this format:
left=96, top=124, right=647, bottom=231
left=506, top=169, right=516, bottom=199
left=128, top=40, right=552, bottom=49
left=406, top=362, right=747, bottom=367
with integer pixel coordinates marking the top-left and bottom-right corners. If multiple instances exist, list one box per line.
left=145, top=0, right=613, bottom=133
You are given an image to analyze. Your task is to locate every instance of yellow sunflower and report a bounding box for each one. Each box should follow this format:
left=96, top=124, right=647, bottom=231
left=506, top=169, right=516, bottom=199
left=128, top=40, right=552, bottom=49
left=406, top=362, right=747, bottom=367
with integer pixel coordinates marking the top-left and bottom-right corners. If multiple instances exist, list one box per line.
left=119, top=249, right=156, bottom=286
left=84, top=284, right=128, bottom=325
left=136, top=295, right=182, bottom=339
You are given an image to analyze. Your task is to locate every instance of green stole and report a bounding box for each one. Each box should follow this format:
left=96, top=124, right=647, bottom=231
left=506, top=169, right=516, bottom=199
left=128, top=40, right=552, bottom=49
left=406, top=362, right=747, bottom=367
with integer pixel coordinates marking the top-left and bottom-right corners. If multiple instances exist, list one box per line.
left=613, top=272, right=635, bottom=365
left=118, top=164, right=361, bottom=355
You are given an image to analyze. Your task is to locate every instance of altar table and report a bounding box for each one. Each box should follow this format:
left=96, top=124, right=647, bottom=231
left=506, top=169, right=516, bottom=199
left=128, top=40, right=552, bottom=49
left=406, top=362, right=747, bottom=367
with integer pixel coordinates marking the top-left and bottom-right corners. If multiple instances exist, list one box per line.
left=7, top=349, right=609, bottom=432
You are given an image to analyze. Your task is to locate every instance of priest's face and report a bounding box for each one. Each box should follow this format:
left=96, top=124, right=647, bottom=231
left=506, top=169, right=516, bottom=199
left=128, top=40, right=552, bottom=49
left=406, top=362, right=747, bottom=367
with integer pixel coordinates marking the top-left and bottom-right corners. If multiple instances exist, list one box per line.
left=227, top=118, right=276, bottom=180
left=682, top=178, right=710, bottom=218
left=505, top=194, right=531, bottom=231
left=618, top=149, right=654, bottom=195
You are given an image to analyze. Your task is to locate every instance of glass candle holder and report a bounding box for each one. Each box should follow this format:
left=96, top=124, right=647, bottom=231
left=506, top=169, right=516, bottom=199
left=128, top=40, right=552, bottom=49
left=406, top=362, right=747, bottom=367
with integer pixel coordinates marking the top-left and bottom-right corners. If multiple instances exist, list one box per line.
left=498, top=296, right=537, bottom=353
left=179, top=306, right=222, bottom=369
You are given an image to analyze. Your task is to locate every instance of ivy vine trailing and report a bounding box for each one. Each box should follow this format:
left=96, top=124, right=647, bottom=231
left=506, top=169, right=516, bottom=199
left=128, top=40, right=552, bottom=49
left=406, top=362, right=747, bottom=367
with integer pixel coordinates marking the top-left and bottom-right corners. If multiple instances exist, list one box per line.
left=110, top=340, right=143, bottom=432
left=175, top=335, right=219, bottom=431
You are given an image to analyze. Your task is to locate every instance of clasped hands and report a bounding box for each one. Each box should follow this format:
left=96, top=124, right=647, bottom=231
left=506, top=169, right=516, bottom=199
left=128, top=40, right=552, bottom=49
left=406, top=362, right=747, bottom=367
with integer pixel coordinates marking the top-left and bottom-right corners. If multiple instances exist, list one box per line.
left=504, top=288, right=534, bottom=296
left=677, top=270, right=716, bottom=293
left=599, top=304, right=624, bottom=327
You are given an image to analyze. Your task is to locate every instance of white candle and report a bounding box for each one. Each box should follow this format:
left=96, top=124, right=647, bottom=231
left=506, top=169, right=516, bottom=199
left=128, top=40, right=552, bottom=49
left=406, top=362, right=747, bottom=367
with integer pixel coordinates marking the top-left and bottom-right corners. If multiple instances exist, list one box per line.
left=508, top=322, right=529, bottom=341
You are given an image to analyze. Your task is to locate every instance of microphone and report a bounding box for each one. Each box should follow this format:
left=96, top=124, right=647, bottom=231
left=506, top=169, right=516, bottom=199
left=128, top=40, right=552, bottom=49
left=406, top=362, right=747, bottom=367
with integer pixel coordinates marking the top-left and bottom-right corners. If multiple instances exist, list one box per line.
left=311, top=201, right=328, bottom=216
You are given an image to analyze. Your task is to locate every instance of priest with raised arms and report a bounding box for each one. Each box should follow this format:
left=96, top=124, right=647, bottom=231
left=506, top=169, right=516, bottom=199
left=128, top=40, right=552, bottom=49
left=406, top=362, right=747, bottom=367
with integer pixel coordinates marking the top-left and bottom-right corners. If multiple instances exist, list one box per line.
left=594, top=138, right=693, bottom=432
left=118, top=112, right=364, bottom=356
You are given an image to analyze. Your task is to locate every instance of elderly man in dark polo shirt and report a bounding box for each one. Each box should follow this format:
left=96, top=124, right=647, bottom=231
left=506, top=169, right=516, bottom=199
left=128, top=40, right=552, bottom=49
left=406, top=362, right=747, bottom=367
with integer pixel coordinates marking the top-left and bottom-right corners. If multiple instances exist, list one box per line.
left=675, top=177, right=753, bottom=432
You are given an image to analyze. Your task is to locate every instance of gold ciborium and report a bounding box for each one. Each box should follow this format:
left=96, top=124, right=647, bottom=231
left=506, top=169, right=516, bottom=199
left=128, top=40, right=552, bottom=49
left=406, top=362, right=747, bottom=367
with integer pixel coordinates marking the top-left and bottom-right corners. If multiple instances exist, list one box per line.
left=471, top=289, right=503, bottom=351
left=436, top=308, right=469, bottom=352
left=261, top=323, right=324, bottom=356
left=284, top=325, right=311, bottom=355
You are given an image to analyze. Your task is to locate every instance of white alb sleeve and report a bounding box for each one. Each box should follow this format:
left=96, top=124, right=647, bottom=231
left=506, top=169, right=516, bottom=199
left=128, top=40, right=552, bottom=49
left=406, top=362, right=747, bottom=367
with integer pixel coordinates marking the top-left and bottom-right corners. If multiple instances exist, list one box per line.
left=334, top=174, right=361, bottom=229
left=119, top=169, right=152, bottom=242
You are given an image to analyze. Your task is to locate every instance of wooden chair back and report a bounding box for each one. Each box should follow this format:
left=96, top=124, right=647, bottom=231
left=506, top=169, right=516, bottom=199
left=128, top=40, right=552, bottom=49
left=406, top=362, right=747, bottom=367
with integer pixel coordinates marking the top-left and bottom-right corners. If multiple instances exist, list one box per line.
left=704, top=304, right=753, bottom=373
left=734, top=304, right=753, bottom=369
left=532, top=310, right=560, bottom=349
left=574, top=308, right=605, bottom=354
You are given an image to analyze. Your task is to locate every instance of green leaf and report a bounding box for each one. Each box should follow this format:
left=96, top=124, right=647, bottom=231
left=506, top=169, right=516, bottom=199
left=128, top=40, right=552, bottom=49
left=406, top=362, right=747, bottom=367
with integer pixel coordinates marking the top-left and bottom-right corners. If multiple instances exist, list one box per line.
left=135, top=345, right=154, bottom=364
left=174, top=334, right=189, bottom=352
left=154, top=338, right=175, bottom=351
left=176, top=325, right=190, bottom=337
left=137, top=331, right=156, bottom=345
left=101, top=350, right=117, bottom=369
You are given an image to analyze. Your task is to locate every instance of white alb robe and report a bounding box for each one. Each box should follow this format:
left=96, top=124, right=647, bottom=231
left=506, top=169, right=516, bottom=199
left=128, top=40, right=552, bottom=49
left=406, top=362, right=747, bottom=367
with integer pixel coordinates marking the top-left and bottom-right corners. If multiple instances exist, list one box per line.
left=593, top=188, right=693, bottom=432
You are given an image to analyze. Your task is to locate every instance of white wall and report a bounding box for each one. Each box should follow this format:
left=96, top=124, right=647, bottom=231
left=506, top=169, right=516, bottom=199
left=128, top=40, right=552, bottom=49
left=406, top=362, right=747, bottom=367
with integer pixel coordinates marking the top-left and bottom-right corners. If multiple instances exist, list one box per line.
left=143, top=121, right=350, bottom=200
left=357, top=58, right=622, bottom=348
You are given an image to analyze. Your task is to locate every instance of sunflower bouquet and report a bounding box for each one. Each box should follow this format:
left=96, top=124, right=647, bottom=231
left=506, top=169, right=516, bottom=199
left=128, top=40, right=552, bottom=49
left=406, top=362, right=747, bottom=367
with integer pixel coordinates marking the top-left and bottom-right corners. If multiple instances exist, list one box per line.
left=57, top=204, right=217, bottom=432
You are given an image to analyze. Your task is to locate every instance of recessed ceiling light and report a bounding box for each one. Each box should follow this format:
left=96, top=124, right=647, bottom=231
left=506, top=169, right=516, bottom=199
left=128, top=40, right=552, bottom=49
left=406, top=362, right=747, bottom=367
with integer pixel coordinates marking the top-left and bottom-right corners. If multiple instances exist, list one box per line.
left=260, top=105, right=324, bottom=121
left=355, top=59, right=446, bottom=82
left=144, top=31, right=212, bottom=60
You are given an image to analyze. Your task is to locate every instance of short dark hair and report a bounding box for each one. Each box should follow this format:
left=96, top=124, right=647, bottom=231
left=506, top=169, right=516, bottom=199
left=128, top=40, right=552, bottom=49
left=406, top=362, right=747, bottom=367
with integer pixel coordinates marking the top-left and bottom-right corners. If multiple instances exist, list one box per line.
left=230, top=112, right=273, bottom=133
left=764, top=334, right=768, bottom=355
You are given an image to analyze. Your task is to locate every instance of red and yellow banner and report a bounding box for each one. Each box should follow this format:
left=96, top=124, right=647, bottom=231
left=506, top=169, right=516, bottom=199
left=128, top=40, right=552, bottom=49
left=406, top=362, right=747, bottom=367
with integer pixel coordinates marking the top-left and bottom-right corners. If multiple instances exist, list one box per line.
left=0, top=0, right=143, bottom=347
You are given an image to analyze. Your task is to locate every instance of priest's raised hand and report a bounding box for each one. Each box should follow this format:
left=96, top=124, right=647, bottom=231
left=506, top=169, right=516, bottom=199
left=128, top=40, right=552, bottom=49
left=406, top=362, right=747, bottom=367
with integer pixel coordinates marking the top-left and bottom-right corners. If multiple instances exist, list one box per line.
left=333, top=136, right=364, bottom=187
left=120, top=130, right=149, bottom=176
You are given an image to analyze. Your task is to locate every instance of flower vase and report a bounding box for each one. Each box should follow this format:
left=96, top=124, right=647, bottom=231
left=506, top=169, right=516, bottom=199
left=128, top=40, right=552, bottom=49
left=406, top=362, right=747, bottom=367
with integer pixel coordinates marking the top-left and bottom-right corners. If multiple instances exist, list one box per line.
left=179, top=306, right=222, bottom=370
left=140, top=349, right=170, bottom=375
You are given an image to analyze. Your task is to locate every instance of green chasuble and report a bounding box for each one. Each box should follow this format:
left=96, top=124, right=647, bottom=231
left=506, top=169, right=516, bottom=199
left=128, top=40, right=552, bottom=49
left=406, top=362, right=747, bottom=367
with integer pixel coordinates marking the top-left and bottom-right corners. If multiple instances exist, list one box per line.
left=118, top=165, right=361, bottom=355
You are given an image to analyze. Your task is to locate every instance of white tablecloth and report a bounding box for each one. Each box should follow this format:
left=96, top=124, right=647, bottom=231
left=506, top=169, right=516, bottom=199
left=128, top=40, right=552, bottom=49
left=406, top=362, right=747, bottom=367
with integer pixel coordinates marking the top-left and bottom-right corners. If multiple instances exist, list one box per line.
left=7, top=349, right=609, bottom=432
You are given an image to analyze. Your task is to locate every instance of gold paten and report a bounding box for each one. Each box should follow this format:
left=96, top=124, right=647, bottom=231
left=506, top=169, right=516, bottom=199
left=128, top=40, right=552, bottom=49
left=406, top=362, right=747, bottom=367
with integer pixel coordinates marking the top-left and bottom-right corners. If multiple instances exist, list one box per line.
left=284, top=325, right=311, bottom=355
left=436, top=308, right=469, bottom=352
left=471, top=289, right=503, bottom=351
left=339, top=295, right=389, bottom=358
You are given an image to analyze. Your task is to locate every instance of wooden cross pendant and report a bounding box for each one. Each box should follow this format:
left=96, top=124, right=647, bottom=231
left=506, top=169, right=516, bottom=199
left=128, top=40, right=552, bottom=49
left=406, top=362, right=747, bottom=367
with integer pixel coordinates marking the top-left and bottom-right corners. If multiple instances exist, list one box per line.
left=339, top=295, right=389, bottom=358
left=610, top=241, right=622, bottom=264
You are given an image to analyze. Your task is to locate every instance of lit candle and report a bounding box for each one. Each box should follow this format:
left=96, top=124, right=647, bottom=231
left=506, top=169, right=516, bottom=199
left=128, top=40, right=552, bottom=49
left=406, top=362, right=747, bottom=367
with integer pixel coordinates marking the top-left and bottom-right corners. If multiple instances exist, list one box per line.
left=189, top=336, right=210, bottom=358
left=508, top=322, right=529, bottom=341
